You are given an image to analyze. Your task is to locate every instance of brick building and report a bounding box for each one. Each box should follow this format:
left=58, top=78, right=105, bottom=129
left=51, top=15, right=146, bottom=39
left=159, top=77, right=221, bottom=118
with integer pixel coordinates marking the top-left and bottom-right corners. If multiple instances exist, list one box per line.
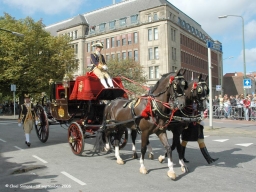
left=223, top=72, right=256, bottom=96
left=45, top=0, right=223, bottom=87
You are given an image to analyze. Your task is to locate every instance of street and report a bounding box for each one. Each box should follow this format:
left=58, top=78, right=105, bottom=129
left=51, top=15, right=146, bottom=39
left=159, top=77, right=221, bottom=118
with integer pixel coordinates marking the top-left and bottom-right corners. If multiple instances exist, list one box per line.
left=0, top=118, right=256, bottom=192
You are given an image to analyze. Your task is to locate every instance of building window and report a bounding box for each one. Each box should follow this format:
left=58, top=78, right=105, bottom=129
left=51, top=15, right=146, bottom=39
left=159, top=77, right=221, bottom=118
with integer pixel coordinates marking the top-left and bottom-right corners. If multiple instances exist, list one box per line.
left=87, top=43, right=90, bottom=52
left=149, top=66, right=159, bottom=79
left=99, top=23, right=105, bottom=31
left=111, top=37, right=115, bottom=48
left=106, top=38, right=110, bottom=49
left=172, top=66, right=177, bottom=72
left=131, top=14, right=138, bottom=23
left=148, top=48, right=153, bottom=60
left=106, top=55, right=110, bottom=61
left=111, top=54, right=115, bottom=59
left=155, top=66, right=159, bottom=79
left=149, top=67, right=154, bottom=79
left=154, top=47, right=159, bottom=59
left=122, top=52, right=126, bottom=60
left=91, top=41, right=95, bottom=51
left=134, top=50, right=138, bottom=61
left=109, top=21, right=115, bottom=29
left=154, top=28, right=158, bottom=40
left=120, top=18, right=126, bottom=26
left=75, top=44, right=78, bottom=54
left=172, top=47, right=177, bottom=60
left=148, top=15, right=152, bottom=22
left=117, top=53, right=121, bottom=61
left=153, top=13, right=158, bottom=21
left=171, top=28, right=176, bottom=41
left=134, top=32, right=138, bottom=43
left=149, top=47, right=159, bottom=60
left=122, top=38, right=126, bottom=46
left=148, top=29, right=153, bottom=41
left=117, top=40, right=121, bottom=47
left=74, top=30, right=78, bottom=39
left=128, top=51, right=132, bottom=59
left=128, top=34, right=132, bottom=45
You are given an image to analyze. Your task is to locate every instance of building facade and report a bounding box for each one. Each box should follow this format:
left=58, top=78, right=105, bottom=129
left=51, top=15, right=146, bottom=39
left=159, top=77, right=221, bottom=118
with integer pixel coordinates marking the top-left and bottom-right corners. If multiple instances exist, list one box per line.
left=45, top=0, right=222, bottom=88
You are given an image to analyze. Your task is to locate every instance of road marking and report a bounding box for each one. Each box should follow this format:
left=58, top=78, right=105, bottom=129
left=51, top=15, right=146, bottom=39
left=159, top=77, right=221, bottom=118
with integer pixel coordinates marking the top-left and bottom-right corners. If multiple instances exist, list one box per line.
left=32, top=155, right=48, bottom=163
left=61, top=171, right=86, bottom=186
left=14, top=146, right=24, bottom=151
left=235, top=143, right=253, bottom=147
left=0, top=138, right=7, bottom=142
left=213, top=139, right=229, bottom=142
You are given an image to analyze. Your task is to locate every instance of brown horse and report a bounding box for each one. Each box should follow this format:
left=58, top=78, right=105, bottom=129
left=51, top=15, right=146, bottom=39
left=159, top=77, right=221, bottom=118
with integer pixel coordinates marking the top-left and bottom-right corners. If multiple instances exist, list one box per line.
left=94, top=69, right=188, bottom=179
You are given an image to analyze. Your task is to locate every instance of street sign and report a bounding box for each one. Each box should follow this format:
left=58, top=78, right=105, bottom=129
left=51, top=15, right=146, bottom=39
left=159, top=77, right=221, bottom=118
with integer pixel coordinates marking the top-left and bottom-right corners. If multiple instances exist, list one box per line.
left=206, top=41, right=222, bottom=52
left=11, top=84, right=16, bottom=91
left=243, top=79, right=251, bottom=89
left=216, top=85, right=221, bottom=91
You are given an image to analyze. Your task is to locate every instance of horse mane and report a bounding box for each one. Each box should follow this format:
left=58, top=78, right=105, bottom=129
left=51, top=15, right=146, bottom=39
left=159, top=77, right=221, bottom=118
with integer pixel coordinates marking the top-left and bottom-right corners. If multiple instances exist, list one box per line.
left=149, top=72, right=176, bottom=94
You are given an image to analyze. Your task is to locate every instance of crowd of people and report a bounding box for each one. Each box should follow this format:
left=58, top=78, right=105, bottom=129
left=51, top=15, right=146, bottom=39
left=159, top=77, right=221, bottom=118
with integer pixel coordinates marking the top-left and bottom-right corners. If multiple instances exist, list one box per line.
left=205, top=93, right=256, bottom=121
left=0, top=102, right=19, bottom=115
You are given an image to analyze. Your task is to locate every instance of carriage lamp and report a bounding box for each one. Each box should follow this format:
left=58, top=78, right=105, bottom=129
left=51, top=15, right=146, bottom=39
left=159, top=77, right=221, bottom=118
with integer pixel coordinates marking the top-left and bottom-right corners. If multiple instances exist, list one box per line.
left=62, top=74, right=70, bottom=99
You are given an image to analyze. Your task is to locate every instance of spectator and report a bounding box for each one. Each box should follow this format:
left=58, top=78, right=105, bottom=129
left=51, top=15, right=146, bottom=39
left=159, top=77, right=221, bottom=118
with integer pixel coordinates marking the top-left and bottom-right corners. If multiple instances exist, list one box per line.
left=243, top=95, right=251, bottom=121
left=219, top=95, right=224, bottom=110
left=223, top=98, right=231, bottom=118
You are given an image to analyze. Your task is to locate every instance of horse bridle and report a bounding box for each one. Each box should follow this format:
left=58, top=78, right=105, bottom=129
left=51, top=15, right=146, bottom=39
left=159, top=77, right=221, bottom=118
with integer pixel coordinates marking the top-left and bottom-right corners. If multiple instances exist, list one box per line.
left=190, top=81, right=209, bottom=110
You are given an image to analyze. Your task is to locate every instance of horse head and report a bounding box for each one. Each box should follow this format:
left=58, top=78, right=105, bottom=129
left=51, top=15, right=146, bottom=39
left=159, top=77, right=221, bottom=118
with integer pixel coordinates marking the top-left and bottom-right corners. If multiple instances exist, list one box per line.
left=186, top=74, right=209, bottom=111
left=149, top=69, right=188, bottom=111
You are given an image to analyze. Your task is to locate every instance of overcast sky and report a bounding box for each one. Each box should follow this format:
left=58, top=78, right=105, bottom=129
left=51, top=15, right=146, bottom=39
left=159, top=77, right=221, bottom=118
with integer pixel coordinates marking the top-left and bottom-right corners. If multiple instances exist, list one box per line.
left=1, top=0, right=256, bottom=74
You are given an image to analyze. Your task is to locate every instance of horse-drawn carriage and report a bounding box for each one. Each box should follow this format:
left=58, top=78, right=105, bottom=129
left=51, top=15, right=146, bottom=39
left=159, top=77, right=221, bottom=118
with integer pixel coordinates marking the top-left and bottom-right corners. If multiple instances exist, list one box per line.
left=34, top=72, right=129, bottom=155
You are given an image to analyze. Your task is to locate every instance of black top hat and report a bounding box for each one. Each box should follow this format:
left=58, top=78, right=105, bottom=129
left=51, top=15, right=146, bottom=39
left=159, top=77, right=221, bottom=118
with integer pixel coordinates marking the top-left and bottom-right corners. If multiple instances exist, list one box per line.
left=24, top=94, right=31, bottom=98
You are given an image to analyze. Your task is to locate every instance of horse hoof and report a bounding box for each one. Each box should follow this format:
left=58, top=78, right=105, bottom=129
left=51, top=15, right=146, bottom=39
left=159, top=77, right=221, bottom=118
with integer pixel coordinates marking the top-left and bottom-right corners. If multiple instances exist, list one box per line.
left=133, top=153, right=138, bottom=159
left=158, top=155, right=165, bottom=163
left=117, top=159, right=124, bottom=165
left=148, top=153, right=154, bottom=160
left=140, top=167, right=148, bottom=174
left=181, top=166, right=189, bottom=173
left=104, top=147, right=110, bottom=152
left=167, top=171, right=176, bottom=180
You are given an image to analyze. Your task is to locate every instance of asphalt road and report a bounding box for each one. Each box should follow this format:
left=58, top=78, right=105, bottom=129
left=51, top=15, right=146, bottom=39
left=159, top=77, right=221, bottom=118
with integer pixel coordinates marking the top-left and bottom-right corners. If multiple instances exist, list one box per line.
left=0, top=119, right=256, bottom=192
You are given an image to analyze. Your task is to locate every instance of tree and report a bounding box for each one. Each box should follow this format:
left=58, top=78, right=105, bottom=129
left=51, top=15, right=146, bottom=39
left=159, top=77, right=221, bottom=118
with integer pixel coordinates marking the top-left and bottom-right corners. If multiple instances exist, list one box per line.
left=0, top=13, right=77, bottom=101
left=107, top=58, right=147, bottom=97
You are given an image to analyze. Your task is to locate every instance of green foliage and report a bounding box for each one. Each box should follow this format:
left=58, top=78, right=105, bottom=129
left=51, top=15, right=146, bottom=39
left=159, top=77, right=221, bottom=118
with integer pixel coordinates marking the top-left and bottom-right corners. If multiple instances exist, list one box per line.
left=107, top=58, right=147, bottom=97
left=0, top=13, right=77, bottom=100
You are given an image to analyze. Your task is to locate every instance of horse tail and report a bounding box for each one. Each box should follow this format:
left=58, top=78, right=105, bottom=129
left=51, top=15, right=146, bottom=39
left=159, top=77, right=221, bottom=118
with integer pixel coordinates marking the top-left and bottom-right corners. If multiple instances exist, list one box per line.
left=93, top=128, right=106, bottom=152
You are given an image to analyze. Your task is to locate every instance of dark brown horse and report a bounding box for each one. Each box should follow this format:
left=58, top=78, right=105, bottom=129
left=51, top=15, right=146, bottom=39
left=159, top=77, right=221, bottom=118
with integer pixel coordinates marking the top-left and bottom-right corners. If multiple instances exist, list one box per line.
left=94, top=69, right=188, bottom=179
left=130, top=74, right=217, bottom=167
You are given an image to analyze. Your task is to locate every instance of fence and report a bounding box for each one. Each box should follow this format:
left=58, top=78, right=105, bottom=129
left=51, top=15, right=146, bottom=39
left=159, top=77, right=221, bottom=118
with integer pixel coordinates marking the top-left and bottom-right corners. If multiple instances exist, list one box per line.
left=204, top=105, right=256, bottom=121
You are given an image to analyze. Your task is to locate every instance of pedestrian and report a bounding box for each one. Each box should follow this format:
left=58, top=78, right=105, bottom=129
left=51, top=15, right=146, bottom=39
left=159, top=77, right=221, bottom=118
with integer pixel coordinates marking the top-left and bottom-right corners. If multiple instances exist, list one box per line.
left=90, top=42, right=114, bottom=88
left=18, top=94, right=38, bottom=147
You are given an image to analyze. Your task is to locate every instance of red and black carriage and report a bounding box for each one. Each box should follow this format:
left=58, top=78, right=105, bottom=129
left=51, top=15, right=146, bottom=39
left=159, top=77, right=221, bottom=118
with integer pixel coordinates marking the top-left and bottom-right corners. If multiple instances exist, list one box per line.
left=34, top=72, right=129, bottom=155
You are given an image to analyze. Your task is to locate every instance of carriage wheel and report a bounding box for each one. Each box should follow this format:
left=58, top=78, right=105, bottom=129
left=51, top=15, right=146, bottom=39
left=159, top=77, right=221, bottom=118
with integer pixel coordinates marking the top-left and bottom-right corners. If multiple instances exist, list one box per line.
left=68, top=122, right=84, bottom=155
left=34, top=105, right=49, bottom=143
left=109, top=128, right=128, bottom=150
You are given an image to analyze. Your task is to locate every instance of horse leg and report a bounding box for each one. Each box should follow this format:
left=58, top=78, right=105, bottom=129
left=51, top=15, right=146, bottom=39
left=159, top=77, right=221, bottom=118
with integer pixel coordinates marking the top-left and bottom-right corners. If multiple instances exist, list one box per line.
left=147, top=140, right=154, bottom=160
left=139, top=132, right=148, bottom=174
left=176, top=140, right=189, bottom=173
left=115, top=129, right=125, bottom=165
left=157, top=132, right=176, bottom=180
left=104, top=134, right=111, bottom=152
left=131, top=130, right=138, bottom=159
left=181, top=140, right=189, bottom=163
left=198, top=139, right=218, bottom=164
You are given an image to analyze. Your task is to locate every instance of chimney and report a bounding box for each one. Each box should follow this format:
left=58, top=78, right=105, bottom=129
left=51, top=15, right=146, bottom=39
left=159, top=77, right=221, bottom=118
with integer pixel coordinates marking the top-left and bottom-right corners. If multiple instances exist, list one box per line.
left=113, top=0, right=115, bottom=4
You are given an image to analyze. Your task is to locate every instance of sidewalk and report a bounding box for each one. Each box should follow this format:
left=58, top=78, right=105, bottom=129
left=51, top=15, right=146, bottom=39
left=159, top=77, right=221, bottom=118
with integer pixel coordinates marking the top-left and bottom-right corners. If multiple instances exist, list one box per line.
left=0, top=115, right=18, bottom=120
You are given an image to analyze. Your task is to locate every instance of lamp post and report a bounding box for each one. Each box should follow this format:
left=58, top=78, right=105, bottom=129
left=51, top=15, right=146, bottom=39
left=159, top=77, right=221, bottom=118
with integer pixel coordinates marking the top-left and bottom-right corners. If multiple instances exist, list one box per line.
left=0, top=28, right=24, bottom=37
left=221, top=56, right=234, bottom=96
left=218, top=15, right=246, bottom=96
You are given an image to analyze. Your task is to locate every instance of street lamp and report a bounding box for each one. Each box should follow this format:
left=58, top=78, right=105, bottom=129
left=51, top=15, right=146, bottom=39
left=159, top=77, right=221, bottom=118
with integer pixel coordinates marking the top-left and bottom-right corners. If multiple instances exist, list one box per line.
left=0, top=28, right=24, bottom=37
left=221, top=56, right=234, bottom=96
left=218, top=15, right=246, bottom=96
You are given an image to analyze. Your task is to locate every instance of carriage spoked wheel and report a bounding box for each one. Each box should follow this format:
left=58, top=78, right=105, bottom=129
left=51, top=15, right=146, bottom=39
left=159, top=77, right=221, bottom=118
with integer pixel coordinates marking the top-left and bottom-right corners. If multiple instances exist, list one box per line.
left=68, top=122, right=84, bottom=155
left=34, top=105, right=49, bottom=143
left=109, top=128, right=128, bottom=150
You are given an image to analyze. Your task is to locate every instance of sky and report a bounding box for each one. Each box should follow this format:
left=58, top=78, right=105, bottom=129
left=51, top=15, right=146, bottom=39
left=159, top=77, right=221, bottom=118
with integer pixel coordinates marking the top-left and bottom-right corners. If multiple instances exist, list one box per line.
left=1, top=0, right=256, bottom=75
